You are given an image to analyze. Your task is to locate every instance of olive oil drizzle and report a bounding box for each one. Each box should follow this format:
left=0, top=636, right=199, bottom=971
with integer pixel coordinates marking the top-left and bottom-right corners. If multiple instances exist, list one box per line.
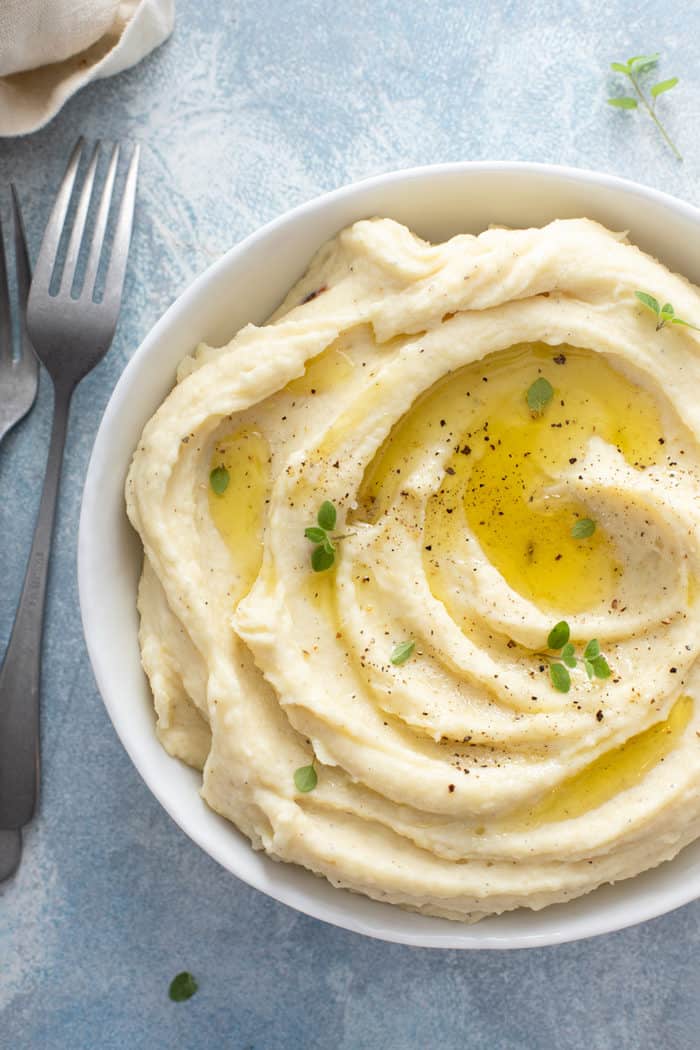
left=208, top=428, right=270, bottom=604
left=358, top=342, right=663, bottom=613
left=508, top=694, right=693, bottom=828
left=286, top=344, right=355, bottom=397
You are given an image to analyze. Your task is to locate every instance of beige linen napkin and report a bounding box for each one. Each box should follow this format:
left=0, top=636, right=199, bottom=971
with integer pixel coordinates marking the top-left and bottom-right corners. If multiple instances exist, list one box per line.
left=0, top=0, right=174, bottom=136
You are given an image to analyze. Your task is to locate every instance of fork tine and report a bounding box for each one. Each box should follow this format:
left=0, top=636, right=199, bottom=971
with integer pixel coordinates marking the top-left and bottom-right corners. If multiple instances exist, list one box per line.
left=82, top=144, right=119, bottom=298
left=0, top=207, right=10, bottom=363
left=60, top=142, right=101, bottom=295
left=11, top=184, right=36, bottom=370
left=10, top=184, right=29, bottom=305
left=101, top=145, right=140, bottom=308
left=31, top=138, right=84, bottom=294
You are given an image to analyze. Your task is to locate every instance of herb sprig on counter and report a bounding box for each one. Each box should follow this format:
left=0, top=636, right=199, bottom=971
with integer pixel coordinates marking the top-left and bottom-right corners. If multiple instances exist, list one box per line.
left=635, top=291, right=700, bottom=332
left=540, top=621, right=611, bottom=693
left=169, top=972, right=198, bottom=1002
left=608, top=54, right=681, bottom=160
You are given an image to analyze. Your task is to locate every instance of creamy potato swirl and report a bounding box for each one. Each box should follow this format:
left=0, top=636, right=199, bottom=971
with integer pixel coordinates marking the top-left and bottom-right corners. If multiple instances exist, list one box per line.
left=127, top=218, right=700, bottom=920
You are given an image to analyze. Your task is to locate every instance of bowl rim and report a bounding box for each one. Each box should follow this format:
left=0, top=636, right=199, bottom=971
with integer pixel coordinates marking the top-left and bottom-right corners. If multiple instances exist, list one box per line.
left=79, top=159, right=700, bottom=949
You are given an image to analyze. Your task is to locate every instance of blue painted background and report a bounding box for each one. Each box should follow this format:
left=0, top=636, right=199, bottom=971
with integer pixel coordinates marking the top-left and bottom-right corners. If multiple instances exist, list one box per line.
left=2, top=2, right=700, bottom=1047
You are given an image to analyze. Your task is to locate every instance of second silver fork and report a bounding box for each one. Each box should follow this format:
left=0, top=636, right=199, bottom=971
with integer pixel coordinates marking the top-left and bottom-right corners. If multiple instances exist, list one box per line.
left=0, top=186, right=37, bottom=445
left=0, top=187, right=37, bottom=881
left=0, top=140, right=139, bottom=847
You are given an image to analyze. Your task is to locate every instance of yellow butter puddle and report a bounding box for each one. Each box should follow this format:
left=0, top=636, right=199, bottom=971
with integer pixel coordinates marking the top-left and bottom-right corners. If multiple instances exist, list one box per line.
left=287, top=344, right=355, bottom=397
left=357, top=342, right=663, bottom=613
left=496, top=694, right=693, bottom=831
left=208, top=428, right=270, bottom=604
left=208, top=343, right=354, bottom=596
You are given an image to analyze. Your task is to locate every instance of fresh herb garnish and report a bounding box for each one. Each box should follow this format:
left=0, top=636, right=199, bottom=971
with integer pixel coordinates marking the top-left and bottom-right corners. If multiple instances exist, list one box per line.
left=635, top=291, right=700, bottom=332
left=294, top=764, right=318, bottom=792
left=608, top=54, right=681, bottom=160
left=305, top=500, right=338, bottom=572
left=390, top=640, right=416, bottom=666
left=209, top=466, right=230, bottom=495
left=169, top=972, right=198, bottom=1002
left=592, top=656, right=611, bottom=679
left=561, top=641, right=577, bottom=668
left=571, top=517, right=596, bottom=539
left=317, top=500, right=337, bottom=532
left=583, top=638, right=611, bottom=681
left=584, top=638, right=600, bottom=659
left=310, top=546, right=334, bottom=572
left=547, top=620, right=570, bottom=650
left=540, top=622, right=611, bottom=692
left=549, top=661, right=571, bottom=693
left=526, top=377, right=554, bottom=416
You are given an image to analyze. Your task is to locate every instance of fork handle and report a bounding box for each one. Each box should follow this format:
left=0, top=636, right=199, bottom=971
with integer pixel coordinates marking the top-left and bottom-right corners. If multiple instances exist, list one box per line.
left=0, top=383, right=72, bottom=827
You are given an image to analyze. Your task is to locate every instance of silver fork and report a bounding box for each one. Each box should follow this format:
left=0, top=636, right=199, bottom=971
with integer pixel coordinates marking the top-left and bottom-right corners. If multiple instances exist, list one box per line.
left=0, top=140, right=140, bottom=850
left=0, top=186, right=37, bottom=881
left=0, top=186, right=37, bottom=445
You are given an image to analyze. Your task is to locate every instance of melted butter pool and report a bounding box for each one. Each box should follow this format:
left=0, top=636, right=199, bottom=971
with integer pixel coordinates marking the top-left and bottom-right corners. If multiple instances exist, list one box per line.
left=358, top=343, right=663, bottom=613
left=507, top=694, right=693, bottom=828
left=287, top=344, right=355, bottom=397
left=208, top=428, right=269, bottom=604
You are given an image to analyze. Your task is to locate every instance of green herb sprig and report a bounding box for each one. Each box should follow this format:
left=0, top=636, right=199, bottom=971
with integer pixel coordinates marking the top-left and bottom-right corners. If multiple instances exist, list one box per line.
left=608, top=54, right=681, bottom=161
left=571, top=517, right=596, bottom=539
left=540, top=621, right=611, bottom=693
left=209, top=466, right=230, bottom=495
left=390, top=640, right=415, bottom=666
left=305, top=500, right=338, bottom=572
left=526, top=376, right=554, bottom=416
left=294, top=763, right=318, bottom=792
left=635, top=291, right=700, bottom=332
left=169, top=972, right=198, bottom=1002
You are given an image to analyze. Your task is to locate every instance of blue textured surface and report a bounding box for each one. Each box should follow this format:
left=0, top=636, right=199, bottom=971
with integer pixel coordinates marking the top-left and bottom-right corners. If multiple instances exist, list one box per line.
left=2, top=2, right=700, bottom=1047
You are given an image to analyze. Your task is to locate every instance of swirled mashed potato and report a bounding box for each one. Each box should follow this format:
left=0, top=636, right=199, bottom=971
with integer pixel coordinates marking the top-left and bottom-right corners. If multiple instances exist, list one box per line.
left=126, top=218, right=700, bottom=921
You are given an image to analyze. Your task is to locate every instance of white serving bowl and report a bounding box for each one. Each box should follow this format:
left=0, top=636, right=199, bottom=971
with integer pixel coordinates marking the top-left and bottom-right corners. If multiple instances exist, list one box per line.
left=79, top=162, right=700, bottom=949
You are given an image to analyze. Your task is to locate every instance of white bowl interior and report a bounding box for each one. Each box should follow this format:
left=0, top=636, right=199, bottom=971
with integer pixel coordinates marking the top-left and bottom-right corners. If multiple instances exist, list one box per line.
left=79, top=162, right=700, bottom=949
